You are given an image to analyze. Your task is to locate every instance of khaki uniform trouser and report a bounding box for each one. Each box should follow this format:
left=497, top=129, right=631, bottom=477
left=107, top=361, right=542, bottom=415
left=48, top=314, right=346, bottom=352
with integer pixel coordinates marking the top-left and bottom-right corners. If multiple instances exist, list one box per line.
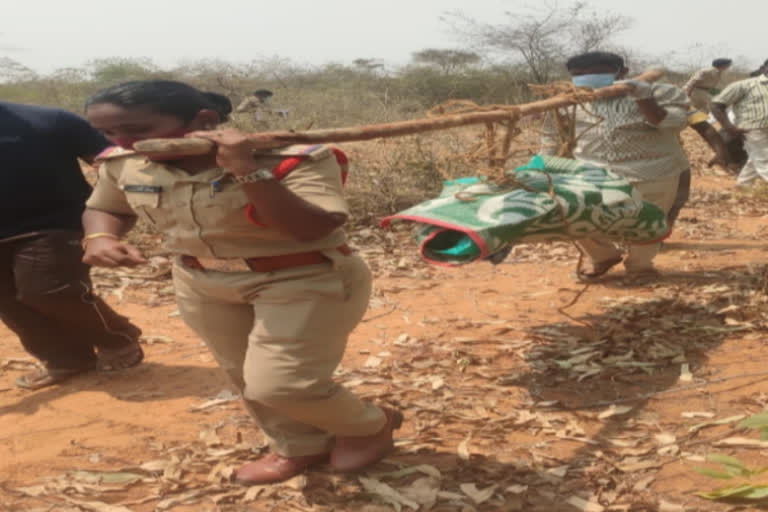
left=576, top=177, right=679, bottom=272
left=172, top=251, right=386, bottom=457
left=689, top=89, right=712, bottom=113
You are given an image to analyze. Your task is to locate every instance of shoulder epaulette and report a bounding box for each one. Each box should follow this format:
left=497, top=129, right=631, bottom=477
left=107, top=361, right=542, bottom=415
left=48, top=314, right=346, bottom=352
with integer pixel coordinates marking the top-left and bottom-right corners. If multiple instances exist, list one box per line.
left=245, top=143, right=349, bottom=227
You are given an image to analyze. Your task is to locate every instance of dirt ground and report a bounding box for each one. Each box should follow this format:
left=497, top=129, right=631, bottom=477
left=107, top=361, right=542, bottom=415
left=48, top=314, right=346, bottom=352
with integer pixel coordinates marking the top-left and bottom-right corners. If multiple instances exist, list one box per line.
left=1, top=147, right=768, bottom=511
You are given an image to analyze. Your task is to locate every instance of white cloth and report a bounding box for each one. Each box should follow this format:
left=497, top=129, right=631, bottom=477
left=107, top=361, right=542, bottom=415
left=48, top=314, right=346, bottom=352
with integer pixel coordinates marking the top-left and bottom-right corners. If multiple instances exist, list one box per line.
left=737, top=129, right=768, bottom=185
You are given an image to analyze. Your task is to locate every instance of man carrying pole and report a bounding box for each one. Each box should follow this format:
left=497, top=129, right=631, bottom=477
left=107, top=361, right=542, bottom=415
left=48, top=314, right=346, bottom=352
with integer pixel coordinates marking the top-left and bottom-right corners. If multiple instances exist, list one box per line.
left=711, top=66, right=768, bottom=186
left=540, top=52, right=690, bottom=282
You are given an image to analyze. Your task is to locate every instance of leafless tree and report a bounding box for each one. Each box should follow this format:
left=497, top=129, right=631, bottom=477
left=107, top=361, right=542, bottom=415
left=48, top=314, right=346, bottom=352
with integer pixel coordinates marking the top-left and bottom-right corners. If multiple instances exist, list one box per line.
left=0, top=57, right=36, bottom=82
left=444, top=1, right=632, bottom=83
left=352, top=58, right=384, bottom=74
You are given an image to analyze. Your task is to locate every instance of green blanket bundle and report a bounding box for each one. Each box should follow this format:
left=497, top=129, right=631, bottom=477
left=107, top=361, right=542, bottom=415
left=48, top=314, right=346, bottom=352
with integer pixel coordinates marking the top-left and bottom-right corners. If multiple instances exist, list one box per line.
left=382, top=155, right=670, bottom=266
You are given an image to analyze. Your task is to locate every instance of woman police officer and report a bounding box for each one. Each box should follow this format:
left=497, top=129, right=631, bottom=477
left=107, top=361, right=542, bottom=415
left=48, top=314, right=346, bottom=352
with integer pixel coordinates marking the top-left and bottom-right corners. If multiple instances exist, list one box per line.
left=81, top=80, right=401, bottom=484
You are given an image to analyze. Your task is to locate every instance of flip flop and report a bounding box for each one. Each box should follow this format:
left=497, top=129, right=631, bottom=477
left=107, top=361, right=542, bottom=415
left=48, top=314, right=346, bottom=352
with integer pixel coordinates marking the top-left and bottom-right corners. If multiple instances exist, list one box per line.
left=577, top=256, right=623, bottom=281
left=97, top=341, right=145, bottom=371
left=16, top=365, right=95, bottom=390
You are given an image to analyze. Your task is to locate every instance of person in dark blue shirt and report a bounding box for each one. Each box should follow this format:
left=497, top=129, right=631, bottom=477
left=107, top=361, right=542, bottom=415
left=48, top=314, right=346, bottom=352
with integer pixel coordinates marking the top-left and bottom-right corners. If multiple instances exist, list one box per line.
left=0, top=101, right=143, bottom=389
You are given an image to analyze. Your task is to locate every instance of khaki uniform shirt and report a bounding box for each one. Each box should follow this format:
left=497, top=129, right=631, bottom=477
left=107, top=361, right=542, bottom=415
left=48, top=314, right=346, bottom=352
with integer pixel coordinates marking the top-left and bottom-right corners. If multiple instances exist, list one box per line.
left=235, top=96, right=267, bottom=113
left=540, top=83, right=691, bottom=182
left=713, top=76, right=768, bottom=131
left=683, top=67, right=722, bottom=95
left=86, top=145, right=349, bottom=258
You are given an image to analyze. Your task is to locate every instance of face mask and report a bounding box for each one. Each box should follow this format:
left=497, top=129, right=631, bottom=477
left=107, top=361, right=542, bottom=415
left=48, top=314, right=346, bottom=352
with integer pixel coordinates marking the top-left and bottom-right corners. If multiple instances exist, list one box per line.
left=572, top=73, right=616, bottom=89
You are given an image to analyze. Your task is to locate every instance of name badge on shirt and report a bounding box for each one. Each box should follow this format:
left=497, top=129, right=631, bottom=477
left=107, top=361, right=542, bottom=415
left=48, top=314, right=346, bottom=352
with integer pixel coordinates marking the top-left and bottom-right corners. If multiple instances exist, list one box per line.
left=123, top=184, right=162, bottom=193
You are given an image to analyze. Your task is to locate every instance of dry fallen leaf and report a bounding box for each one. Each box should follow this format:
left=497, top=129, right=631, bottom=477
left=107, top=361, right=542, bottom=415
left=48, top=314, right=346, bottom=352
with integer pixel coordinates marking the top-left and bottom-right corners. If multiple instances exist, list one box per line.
left=139, top=459, right=172, bottom=472
left=206, top=462, right=235, bottom=484
left=598, top=405, right=633, bottom=420
left=199, top=427, right=222, bottom=447
left=14, top=485, right=49, bottom=497
left=284, top=474, right=308, bottom=491
left=688, top=414, right=746, bottom=433
left=374, top=464, right=442, bottom=480
left=70, top=470, right=144, bottom=486
left=678, top=363, right=693, bottom=382
left=545, top=465, right=569, bottom=479
left=633, top=475, right=655, bottom=491
left=616, top=459, right=661, bottom=472
left=658, top=500, right=686, bottom=511
left=681, top=411, right=715, bottom=419
left=400, top=476, right=440, bottom=509
left=213, top=489, right=249, bottom=506
left=191, top=390, right=240, bottom=411
left=359, top=476, right=419, bottom=511
left=566, top=495, right=605, bottom=512
left=436, top=490, right=465, bottom=501
left=156, top=489, right=208, bottom=510
left=243, top=485, right=267, bottom=502
left=460, top=483, right=497, bottom=504
left=457, top=436, right=472, bottom=461
left=430, top=376, right=445, bottom=390
left=62, top=498, right=134, bottom=512
left=657, top=444, right=680, bottom=457
left=715, top=437, right=768, bottom=448
left=654, top=433, right=676, bottom=446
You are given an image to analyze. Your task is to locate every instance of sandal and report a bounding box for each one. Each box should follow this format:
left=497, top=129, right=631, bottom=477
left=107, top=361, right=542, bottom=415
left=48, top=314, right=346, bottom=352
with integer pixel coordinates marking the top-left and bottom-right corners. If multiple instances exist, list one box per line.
left=97, top=341, right=145, bottom=371
left=16, top=365, right=95, bottom=390
left=577, top=256, right=623, bottom=281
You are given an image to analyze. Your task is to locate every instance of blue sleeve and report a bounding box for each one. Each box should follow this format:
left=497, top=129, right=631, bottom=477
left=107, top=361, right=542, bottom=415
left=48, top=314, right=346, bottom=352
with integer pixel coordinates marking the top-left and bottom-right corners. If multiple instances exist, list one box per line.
left=54, top=110, right=111, bottom=159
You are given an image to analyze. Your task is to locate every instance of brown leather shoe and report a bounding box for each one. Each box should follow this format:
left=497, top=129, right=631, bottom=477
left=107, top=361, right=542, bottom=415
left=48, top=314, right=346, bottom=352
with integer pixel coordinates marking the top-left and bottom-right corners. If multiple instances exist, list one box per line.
left=235, top=452, right=329, bottom=485
left=330, top=407, right=403, bottom=472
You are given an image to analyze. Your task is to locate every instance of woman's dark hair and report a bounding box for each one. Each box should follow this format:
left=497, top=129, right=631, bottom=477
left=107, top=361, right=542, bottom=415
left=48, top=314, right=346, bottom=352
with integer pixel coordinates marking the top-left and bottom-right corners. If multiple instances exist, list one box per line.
left=253, top=89, right=273, bottom=97
left=566, top=51, right=625, bottom=72
left=86, top=80, right=233, bottom=122
left=712, top=58, right=733, bottom=68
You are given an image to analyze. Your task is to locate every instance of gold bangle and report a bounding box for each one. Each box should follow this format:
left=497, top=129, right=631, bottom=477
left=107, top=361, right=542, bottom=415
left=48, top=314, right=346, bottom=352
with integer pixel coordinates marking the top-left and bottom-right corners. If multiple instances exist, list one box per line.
left=82, top=232, right=120, bottom=249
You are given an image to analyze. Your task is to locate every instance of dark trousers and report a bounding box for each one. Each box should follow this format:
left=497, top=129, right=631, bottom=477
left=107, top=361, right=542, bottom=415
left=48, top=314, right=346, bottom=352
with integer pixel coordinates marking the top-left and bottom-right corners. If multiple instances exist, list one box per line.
left=0, top=230, right=141, bottom=370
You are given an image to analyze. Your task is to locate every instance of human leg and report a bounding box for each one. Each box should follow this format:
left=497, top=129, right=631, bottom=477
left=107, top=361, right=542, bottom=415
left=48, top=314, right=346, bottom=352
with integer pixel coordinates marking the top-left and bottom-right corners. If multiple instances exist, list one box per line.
left=624, top=178, right=679, bottom=273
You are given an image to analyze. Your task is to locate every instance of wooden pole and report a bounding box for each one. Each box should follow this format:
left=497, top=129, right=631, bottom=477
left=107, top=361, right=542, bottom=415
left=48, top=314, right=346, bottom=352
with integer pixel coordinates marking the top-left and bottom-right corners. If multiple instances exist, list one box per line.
left=133, top=69, right=665, bottom=158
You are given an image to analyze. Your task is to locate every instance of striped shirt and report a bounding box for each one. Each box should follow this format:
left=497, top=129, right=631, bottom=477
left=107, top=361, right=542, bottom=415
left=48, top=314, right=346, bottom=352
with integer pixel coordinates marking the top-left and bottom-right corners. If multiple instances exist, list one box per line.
left=540, top=83, right=691, bottom=182
left=712, top=76, right=768, bottom=130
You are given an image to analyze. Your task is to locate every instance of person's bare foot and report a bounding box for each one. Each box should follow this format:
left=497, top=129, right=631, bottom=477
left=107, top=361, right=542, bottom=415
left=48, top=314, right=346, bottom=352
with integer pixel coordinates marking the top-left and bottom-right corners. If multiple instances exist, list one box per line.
left=577, top=256, right=623, bottom=281
left=97, top=341, right=144, bottom=371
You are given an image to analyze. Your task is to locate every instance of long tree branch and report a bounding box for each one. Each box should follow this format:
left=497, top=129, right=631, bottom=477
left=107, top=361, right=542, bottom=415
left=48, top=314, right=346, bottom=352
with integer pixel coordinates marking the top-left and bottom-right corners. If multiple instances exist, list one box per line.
left=133, top=69, right=664, bottom=158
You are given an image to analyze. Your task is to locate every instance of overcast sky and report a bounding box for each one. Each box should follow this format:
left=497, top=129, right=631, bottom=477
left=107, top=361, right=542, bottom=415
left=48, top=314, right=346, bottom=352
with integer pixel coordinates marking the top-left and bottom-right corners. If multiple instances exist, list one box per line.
left=2, top=0, right=765, bottom=74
